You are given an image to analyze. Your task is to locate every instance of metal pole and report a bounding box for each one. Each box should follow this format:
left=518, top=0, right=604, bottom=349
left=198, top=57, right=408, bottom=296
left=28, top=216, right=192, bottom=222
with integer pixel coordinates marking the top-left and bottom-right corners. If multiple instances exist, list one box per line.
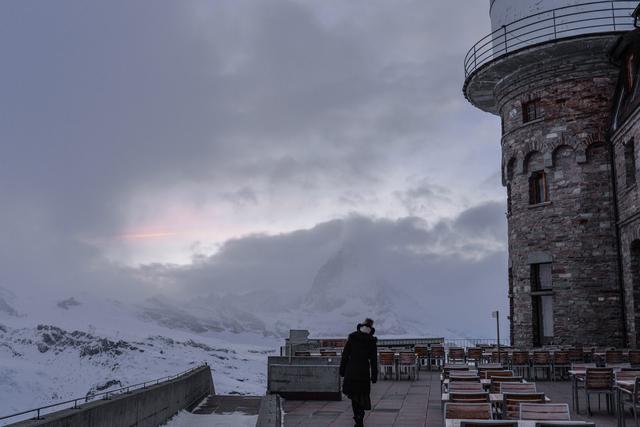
left=496, top=311, right=501, bottom=364
left=552, top=10, right=557, bottom=39
left=612, top=2, right=617, bottom=31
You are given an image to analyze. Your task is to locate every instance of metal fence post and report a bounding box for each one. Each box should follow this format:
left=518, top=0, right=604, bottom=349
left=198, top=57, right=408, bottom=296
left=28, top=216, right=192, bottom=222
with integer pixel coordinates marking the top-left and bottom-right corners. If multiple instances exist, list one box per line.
left=473, top=45, right=477, bottom=73
left=503, top=25, right=508, bottom=54
left=612, top=1, right=617, bottom=31
left=553, top=10, right=557, bottom=39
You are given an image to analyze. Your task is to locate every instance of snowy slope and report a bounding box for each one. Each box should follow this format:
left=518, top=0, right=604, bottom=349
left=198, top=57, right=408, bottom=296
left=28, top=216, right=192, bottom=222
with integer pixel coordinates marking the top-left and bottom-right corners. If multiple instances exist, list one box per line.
left=0, top=291, right=278, bottom=423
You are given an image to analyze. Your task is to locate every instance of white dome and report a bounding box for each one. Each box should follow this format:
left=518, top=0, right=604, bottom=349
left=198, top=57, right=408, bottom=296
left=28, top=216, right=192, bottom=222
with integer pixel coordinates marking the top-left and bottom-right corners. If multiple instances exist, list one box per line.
left=486, top=0, right=635, bottom=54
left=491, top=0, right=594, bottom=32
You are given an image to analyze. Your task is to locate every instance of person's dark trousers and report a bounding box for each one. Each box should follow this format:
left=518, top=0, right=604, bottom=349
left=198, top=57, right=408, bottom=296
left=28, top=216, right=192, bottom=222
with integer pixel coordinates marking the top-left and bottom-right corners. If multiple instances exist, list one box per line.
left=351, top=400, right=365, bottom=426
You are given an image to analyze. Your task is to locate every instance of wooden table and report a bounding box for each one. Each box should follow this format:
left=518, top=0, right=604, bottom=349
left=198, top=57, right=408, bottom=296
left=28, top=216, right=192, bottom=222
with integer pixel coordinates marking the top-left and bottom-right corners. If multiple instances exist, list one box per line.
left=441, top=393, right=551, bottom=404
left=446, top=420, right=592, bottom=427
left=441, top=393, right=503, bottom=403
left=443, top=379, right=491, bottom=386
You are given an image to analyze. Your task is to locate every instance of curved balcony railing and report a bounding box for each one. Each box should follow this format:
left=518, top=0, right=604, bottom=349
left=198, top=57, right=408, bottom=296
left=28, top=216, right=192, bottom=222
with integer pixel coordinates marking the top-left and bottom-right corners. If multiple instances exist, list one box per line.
left=465, top=1, right=638, bottom=79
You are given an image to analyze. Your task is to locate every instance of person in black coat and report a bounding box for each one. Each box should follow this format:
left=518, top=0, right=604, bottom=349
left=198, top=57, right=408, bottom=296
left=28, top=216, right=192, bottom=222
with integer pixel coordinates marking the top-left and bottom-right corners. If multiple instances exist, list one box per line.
left=339, top=318, right=378, bottom=427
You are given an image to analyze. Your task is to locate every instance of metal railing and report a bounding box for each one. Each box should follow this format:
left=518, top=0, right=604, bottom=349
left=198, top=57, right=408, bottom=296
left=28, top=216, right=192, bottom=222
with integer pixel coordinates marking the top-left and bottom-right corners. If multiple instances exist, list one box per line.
left=0, top=363, right=208, bottom=426
left=443, top=338, right=510, bottom=349
left=465, top=1, right=637, bottom=79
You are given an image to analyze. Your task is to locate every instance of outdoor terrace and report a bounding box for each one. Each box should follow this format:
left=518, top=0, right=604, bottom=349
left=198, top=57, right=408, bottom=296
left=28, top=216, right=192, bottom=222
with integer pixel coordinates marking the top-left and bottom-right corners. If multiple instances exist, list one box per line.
left=274, top=341, right=640, bottom=427
left=282, top=370, right=631, bottom=427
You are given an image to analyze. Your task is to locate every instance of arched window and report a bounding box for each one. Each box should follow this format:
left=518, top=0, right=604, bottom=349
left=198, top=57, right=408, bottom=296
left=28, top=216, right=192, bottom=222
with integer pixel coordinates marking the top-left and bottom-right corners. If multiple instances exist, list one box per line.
left=529, top=171, right=548, bottom=205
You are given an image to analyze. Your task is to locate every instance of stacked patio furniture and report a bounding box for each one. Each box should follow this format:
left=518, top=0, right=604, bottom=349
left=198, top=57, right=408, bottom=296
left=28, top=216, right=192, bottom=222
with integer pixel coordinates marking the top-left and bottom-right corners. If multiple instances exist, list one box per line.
left=378, top=351, right=396, bottom=380
left=531, top=351, right=553, bottom=381
left=430, top=345, right=446, bottom=370
left=510, top=351, right=530, bottom=379
left=398, top=351, right=418, bottom=380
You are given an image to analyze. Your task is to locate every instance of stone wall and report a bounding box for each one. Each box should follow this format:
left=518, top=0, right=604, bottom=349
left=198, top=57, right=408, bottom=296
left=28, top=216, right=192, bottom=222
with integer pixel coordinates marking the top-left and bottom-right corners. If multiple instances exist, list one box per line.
left=494, top=39, right=625, bottom=347
left=612, top=106, right=640, bottom=348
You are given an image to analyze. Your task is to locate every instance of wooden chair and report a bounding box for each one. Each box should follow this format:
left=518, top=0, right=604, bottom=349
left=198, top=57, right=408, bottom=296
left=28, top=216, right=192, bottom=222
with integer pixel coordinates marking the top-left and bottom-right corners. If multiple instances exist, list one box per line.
left=449, top=392, right=490, bottom=403
left=378, top=351, right=396, bottom=380
left=444, top=365, right=472, bottom=380
left=552, top=351, right=571, bottom=381
left=398, top=351, right=418, bottom=380
left=511, top=351, right=531, bottom=379
left=449, top=382, right=485, bottom=392
left=490, top=376, right=523, bottom=393
left=619, top=376, right=640, bottom=427
left=534, top=423, right=595, bottom=427
left=499, top=382, right=537, bottom=394
left=444, top=402, right=492, bottom=420
left=568, top=348, right=585, bottom=363
left=483, top=370, right=515, bottom=380
left=629, top=350, right=640, bottom=367
left=478, top=363, right=505, bottom=370
left=491, top=351, right=509, bottom=364
left=519, top=403, right=570, bottom=421
left=571, top=362, right=596, bottom=370
left=430, top=345, right=445, bottom=370
left=467, top=348, right=484, bottom=366
left=605, top=350, right=624, bottom=364
left=450, top=374, right=481, bottom=383
left=532, top=351, right=552, bottom=380
left=502, top=392, right=545, bottom=420
left=584, top=367, right=614, bottom=416
left=615, top=370, right=640, bottom=382
left=460, top=422, right=517, bottom=427
left=449, top=347, right=466, bottom=363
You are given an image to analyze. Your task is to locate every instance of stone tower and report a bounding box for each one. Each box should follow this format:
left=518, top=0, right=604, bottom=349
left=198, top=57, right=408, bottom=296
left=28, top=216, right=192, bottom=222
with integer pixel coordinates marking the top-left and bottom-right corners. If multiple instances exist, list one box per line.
left=464, top=0, right=638, bottom=347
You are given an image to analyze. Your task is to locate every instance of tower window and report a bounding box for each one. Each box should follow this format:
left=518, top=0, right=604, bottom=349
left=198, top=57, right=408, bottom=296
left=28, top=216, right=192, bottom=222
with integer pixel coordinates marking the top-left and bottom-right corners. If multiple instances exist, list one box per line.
left=625, top=139, right=637, bottom=188
left=529, top=171, right=548, bottom=205
left=522, top=99, right=540, bottom=123
left=531, top=262, right=553, bottom=346
left=531, top=262, right=552, bottom=291
left=506, top=184, right=512, bottom=215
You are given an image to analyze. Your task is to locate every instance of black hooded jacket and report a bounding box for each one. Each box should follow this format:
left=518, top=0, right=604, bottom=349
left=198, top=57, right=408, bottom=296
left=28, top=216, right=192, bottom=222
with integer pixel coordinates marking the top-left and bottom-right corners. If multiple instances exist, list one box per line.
left=339, top=324, right=378, bottom=395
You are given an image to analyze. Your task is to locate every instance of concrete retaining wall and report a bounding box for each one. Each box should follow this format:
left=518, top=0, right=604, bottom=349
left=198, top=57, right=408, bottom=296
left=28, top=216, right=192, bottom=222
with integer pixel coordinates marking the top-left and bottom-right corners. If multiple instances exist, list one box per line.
left=9, top=365, right=214, bottom=427
left=267, top=356, right=341, bottom=400
left=255, top=394, right=281, bottom=427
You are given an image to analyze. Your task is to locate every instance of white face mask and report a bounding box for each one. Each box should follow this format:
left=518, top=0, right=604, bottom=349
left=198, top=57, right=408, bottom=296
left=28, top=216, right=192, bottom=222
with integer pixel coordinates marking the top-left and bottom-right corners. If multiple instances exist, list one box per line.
left=360, top=325, right=371, bottom=334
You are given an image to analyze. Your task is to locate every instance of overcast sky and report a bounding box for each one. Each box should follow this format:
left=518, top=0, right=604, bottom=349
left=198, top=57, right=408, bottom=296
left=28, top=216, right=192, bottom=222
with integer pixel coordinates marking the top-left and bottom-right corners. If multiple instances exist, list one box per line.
left=0, top=1, right=506, bottom=329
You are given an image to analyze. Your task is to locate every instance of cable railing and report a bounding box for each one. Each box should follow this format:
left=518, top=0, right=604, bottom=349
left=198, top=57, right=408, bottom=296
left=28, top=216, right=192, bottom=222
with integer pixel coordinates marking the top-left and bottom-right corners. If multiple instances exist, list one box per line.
left=0, top=362, right=209, bottom=426
left=465, top=1, right=637, bottom=79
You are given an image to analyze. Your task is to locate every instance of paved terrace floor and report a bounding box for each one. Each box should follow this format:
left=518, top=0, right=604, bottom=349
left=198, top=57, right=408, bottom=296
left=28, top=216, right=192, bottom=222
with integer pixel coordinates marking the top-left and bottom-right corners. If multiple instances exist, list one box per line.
left=282, top=370, right=632, bottom=427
